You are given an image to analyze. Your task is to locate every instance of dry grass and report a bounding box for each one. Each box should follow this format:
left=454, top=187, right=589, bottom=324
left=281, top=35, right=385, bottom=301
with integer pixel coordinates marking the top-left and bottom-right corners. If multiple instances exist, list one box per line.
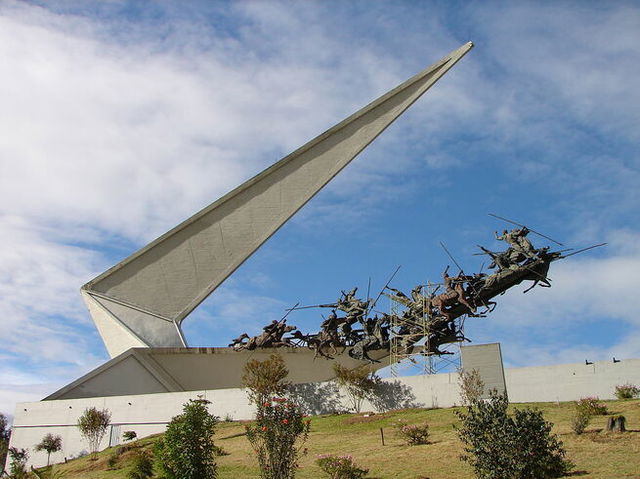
left=44, top=399, right=640, bottom=479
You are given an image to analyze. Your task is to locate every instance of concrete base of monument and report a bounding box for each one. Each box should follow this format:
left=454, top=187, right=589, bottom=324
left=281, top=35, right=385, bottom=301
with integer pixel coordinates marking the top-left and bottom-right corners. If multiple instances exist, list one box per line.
left=46, top=346, right=391, bottom=400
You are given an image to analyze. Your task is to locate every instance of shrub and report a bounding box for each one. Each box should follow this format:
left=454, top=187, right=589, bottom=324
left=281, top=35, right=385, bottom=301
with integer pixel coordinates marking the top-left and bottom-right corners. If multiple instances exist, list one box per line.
left=154, top=398, right=218, bottom=479
left=332, top=363, right=379, bottom=414
left=122, top=430, right=137, bottom=442
left=395, top=421, right=430, bottom=445
left=77, top=407, right=111, bottom=458
left=242, top=353, right=290, bottom=406
left=35, top=433, right=62, bottom=466
left=570, top=409, right=591, bottom=435
left=107, top=451, right=120, bottom=469
left=127, top=450, right=153, bottom=479
left=456, top=390, right=572, bottom=479
left=316, top=454, right=368, bottom=479
left=575, top=397, right=607, bottom=416
left=245, top=397, right=310, bottom=479
left=614, top=384, right=640, bottom=400
left=458, top=368, right=485, bottom=406
left=7, top=447, right=29, bottom=479
left=0, top=413, right=10, bottom=471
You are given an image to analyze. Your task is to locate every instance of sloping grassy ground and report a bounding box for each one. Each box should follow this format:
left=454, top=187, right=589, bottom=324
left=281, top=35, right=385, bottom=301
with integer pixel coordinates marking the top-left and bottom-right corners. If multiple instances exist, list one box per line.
left=43, top=399, right=640, bottom=479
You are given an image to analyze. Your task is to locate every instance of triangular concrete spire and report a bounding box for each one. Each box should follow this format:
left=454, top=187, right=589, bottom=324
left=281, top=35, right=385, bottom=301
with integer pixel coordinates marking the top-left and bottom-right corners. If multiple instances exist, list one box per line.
left=83, top=42, right=473, bottom=358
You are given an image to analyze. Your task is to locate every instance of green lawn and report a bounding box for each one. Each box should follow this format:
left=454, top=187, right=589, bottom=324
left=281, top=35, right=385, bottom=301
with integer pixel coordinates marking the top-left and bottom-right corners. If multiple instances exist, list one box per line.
left=43, top=399, right=640, bottom=479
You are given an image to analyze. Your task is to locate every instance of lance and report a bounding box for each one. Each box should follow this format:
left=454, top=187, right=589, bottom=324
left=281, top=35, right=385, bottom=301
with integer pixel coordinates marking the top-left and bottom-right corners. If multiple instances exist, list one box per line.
left=281, top=302, right=300, bottom=320
left=368, top=265, right=402, bottom=314
left=473, top=248, right=491, bottom=256
left=559, top=243, right=607, bottom=259
left=285, top=302, right=338, bottom=312
left=440, top=241, right=465, bottom=274
left=489, top=213, right=564, bottom=246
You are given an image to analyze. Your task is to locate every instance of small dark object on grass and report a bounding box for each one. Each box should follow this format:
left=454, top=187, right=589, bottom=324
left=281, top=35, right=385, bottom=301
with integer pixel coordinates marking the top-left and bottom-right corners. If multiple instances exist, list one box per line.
left=212, top=445, right=229, bottom=456
left=606, top=415, right=626, bottom=433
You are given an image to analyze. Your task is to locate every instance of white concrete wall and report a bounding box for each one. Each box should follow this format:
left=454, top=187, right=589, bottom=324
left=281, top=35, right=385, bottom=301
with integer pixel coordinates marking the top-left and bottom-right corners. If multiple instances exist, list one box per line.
left=6, top=387, right=253, bottom=470
left=505, top=358, right=640, bottom=403
left=7, top=357, right=640, bottom=469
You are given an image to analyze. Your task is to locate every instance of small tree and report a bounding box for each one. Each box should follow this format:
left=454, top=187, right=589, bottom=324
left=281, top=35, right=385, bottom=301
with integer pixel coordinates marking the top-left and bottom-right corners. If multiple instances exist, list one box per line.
left=458, top=368, right=485, bottom=406
left=456, top=390, right=572, bottom=478
left=332, top=363, right=378, bottom=414
left=77, top=407, right=111, bottom=458
left=154, top=398, right=218, bottom=479
left=35, top=433, right=62, bottom=466
left=245, top=397, right=310, bottom=479
left=570, top=408, right=590, bottom=435
left=0, top=413, right=10, bottom=470
left=7, top=447, right=29, bottom=479
left=242, top=353, right=290, bottom=406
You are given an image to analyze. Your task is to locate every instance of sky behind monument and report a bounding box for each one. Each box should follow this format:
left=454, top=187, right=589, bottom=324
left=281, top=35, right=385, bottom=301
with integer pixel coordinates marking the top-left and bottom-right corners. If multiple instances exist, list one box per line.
left=1, top=0, right=639, bottom=417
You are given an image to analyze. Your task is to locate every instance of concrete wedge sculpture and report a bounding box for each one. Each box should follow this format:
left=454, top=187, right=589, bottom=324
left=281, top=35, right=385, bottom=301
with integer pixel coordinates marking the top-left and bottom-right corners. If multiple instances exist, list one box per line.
left=82, top=42, right=474, bottom=358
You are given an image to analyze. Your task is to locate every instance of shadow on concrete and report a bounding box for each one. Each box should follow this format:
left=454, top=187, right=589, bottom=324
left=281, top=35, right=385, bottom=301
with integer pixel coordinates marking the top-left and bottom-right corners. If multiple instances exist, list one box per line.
left=288, top=382, right=343, bottom=415
left=371, top=379, right=423, bottom=412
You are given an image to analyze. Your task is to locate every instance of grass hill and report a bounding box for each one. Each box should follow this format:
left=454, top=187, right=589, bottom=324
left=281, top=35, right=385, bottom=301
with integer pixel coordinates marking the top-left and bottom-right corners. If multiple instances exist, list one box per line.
left=41, top=399, right=640, bottom=479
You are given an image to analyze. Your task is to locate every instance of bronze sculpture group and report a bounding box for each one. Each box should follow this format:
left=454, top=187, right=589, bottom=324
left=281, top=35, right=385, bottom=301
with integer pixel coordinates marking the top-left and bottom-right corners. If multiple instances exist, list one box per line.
left=229, top=222, right=603, bottom=362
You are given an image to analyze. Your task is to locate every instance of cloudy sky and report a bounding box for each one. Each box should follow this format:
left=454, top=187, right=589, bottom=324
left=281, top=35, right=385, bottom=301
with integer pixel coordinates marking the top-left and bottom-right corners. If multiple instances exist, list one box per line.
left=1, top=0, right=639, bottom=417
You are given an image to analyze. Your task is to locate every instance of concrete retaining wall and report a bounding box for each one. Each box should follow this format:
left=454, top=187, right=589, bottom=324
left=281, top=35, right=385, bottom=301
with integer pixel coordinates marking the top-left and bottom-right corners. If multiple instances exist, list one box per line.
left=7, top=357, right=640, bottom=469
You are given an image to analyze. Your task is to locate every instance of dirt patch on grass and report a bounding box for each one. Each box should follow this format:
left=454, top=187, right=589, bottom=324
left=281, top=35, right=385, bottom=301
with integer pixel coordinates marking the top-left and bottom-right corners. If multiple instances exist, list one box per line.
left=343, top=413, right=389, bottom=424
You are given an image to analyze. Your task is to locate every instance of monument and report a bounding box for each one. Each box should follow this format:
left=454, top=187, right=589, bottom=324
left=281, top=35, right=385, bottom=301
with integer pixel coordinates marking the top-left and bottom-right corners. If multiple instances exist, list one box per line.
left=43, top=39, right=607, bottom=401
left=9, top=42, right=630, bottom=470
left=46, top=42, right=476, bottom=400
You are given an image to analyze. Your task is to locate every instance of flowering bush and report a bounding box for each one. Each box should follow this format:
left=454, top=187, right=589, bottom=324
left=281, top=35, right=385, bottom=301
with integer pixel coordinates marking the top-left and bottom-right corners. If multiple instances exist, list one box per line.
left=316, top=454, right=369, bottom=479
left=245, top=397, right=310, bottom=479
left=395, top=421, right=430, bottom=445
left=614, top=384, right=640, bottom=400
left=575, top=397, right=608, bottom=416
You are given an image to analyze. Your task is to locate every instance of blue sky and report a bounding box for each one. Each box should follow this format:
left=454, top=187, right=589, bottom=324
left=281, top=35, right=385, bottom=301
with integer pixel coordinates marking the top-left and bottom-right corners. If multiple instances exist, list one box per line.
left=1, top=0, right=639, bottom=417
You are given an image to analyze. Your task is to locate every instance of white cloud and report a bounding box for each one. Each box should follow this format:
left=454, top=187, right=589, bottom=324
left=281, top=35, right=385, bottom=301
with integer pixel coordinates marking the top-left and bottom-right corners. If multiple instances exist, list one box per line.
left=0, top=1, right=422, bottom=414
